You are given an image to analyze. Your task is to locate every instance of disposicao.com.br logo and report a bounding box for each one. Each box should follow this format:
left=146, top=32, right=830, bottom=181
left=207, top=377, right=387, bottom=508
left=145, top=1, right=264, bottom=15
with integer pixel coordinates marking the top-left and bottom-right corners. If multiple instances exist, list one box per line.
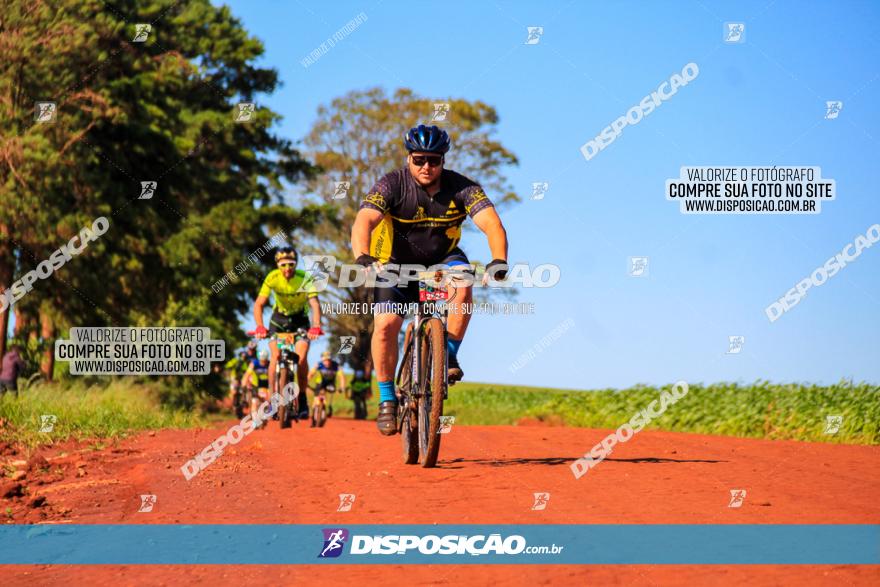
left=318, top=528, right=350, bottom=558
left=318, top=529, right=563, bottom=557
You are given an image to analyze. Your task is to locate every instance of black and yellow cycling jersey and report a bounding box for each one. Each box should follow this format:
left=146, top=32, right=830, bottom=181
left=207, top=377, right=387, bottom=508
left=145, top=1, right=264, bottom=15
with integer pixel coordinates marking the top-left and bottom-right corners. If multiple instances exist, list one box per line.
left=258, top=269, right=318, bottom=316
left=360, top=167, right=494, bottom=264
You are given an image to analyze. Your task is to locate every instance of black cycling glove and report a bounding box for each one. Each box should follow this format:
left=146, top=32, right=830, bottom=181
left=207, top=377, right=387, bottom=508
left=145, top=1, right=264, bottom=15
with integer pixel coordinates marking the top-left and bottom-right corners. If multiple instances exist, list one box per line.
left=356, top=254, right=378, bottom=267
left=486, top=259, right=509, bottom=281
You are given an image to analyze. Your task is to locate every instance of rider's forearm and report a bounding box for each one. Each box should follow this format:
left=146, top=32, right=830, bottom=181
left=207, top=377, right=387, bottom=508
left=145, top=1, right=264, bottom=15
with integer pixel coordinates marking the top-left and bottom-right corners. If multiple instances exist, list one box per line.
left=253, top=299, right=267, bottom=328
left=486, top=222, right=508, bottom=261
left=309, top=297, right=322, bottom=328
left=351, top=222, right=372, bottom=258
left=351, top=210, right=382, bottom=258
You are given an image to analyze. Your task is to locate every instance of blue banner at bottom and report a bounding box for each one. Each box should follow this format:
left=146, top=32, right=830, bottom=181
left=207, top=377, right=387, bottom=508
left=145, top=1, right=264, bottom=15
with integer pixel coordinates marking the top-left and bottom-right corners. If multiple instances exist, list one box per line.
left=0, top=525, right=876, bottom=564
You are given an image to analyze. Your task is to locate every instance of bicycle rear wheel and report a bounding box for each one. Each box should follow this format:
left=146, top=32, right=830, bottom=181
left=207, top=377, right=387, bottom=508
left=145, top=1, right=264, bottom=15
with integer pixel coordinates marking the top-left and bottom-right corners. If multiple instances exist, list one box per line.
left=399, top=322, right=419, bottom=464
left=417, top=318, right=446, bottom=468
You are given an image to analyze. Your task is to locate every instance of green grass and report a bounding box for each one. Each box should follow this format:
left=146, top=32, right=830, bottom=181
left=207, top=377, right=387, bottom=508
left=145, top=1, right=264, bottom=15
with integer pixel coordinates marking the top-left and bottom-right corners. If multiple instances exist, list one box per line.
left=0, top=379, right=205, bottom=449
left=443, top=380, right=880, bottom=444
left=2, top=378, right=877, bottom=449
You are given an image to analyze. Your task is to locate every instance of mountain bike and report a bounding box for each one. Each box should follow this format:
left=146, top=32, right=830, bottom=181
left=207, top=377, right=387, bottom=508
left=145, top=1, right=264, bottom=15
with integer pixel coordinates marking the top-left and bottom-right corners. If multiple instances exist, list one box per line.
left=395, top=270, right=452, bottom=468
left=231, top=378, right=247, bottom=419
left=272, top=330, right=306, bottom=429
left=311, top=384, right=331, bottom=428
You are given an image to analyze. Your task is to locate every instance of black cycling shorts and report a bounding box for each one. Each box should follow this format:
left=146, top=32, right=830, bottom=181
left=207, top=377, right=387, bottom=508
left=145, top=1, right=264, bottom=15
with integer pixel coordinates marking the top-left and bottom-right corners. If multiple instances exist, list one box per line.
left=318, top=381, right=338, bottom=393
left=267, top=311, right=310, bottom=335
left=371, top=248, right=475, bottom=316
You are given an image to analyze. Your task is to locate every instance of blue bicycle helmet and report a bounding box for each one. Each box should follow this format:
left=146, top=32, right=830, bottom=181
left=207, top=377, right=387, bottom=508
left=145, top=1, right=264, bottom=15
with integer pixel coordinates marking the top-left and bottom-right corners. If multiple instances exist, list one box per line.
left=404, top=124, right=451, bottom=154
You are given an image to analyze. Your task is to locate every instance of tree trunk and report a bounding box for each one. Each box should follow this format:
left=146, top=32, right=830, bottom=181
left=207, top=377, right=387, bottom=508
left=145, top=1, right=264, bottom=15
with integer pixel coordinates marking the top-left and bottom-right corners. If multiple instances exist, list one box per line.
left=40, top=310, right=55, bottom=381
left=0, top=231, right=12, bottom=358
left=0, top=305, right=7, bottom=360
left=14, top=306, right=29, bottom=337
left=15, top=306, right=35, bottom=371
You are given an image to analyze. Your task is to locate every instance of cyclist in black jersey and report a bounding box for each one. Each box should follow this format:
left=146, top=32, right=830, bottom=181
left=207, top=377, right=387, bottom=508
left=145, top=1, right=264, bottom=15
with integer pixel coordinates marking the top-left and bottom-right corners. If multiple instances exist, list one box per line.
left=351, top=124, right=510, bottom=436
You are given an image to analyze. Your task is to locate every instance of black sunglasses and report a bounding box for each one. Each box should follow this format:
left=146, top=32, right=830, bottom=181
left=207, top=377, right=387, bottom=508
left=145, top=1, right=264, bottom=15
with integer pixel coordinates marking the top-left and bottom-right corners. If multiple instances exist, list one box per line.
left=411, top=155, right=443, bottom=168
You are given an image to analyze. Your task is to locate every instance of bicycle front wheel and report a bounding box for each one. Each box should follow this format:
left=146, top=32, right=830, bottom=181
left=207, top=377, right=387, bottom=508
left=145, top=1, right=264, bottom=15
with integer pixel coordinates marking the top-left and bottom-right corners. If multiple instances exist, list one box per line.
left=399, top=322, right=419, bottom=464
left=313, top=398, right=326, bottom=427
left=417, top=318, right=446, bottom=468
left=278, top=366, right=291, bottom=429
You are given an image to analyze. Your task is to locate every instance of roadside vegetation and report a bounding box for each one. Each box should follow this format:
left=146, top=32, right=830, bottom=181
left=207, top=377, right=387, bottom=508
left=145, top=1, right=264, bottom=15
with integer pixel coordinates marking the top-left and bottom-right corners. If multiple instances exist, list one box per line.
left=2, top=378, right=876, bottom=450
left=446, top=380, right=880, bottom=445
left=0, top=379, right=205, bottom=449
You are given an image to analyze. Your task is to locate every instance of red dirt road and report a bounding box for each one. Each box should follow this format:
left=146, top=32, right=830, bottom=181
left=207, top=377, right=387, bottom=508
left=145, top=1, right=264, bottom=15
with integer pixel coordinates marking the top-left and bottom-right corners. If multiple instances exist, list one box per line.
left=3, top=417, right=879, bottom=586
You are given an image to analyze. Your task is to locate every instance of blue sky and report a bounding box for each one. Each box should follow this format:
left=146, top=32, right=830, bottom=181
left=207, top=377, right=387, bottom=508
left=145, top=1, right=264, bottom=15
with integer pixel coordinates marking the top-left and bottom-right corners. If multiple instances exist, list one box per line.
left=222, top=0, right=879, bottom=389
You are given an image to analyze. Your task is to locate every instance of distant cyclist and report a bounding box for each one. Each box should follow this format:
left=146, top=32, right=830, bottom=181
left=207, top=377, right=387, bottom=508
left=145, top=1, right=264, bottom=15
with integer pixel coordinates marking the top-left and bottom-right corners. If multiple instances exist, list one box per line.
left=240, top=349, right=271, bottom=418
left=350, top=124, right=510, bottom=435
left=349, top=356, right=373, bottom=420
left=308, top=351, right=348, bottom=419
left=0, top=345, right=26, bottom=395
left=250, top=247, right=324, bottom=419
left=224, top=350, right=250, bottom=402
left=245, top=340, right=258, bottom=361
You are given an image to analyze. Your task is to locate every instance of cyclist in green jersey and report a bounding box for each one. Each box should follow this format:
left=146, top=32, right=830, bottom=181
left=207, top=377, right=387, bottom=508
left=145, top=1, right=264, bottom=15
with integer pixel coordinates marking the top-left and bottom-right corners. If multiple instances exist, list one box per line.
left=224, top=350, right=250, bottom=401
left=250, top=247, right=324, bottom=419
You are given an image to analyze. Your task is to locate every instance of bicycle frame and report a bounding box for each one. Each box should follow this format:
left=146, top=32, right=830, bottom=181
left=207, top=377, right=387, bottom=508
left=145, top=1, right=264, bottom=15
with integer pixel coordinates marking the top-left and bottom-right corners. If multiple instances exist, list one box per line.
left=315, top=384, right=334, bottom=401
left=403, top=271, right=455, bottom=404
left=396, top=269, right=463, bottom=466
left=271, top=329, right=307, bottom=422
left=272, top=332, right=302, bottom=384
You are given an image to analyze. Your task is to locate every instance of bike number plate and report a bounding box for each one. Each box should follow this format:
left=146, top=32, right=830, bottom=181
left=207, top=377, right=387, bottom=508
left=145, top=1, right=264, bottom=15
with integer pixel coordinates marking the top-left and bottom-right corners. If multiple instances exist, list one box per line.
left=418, top=274, right=448, bottom=301
left=276, top=332, right=298, bottom=351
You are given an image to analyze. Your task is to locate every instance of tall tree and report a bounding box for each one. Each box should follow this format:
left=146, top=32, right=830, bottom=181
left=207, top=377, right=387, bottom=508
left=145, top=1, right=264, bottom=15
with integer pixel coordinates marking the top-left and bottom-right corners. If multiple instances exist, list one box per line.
left=0, top=0, right=322, bottom=392
left=301, top=87, right=519, bottom=371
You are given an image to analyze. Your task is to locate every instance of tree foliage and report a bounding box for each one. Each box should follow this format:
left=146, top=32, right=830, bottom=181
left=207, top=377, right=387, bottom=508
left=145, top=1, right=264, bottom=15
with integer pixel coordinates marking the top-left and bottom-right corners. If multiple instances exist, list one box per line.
left=0, top=0, right=323, bottom=398
left=300, top=87, right=519, bottom=369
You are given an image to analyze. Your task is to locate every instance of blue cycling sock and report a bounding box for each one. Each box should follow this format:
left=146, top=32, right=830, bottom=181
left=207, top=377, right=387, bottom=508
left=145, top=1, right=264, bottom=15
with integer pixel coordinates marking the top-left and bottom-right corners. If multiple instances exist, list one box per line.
left=447, top=337, right=463, bottom=361
left=378, top=380, right=396, bottom=403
